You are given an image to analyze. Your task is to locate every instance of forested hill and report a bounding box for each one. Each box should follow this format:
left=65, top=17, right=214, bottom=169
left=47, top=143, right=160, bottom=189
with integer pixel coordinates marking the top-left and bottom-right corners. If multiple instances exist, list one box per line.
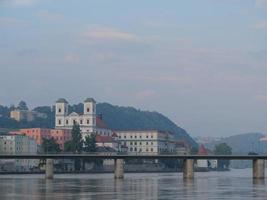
left=206, top=133, right=267, bottom=154
left=0, top=102, right=197, bottom=147
left=96, top=103, right=197, bottom=147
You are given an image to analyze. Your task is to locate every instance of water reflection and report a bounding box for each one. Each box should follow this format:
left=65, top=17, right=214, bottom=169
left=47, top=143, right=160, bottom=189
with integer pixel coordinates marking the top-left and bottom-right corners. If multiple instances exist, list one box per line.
left=0, top=169, right=267, bottom=200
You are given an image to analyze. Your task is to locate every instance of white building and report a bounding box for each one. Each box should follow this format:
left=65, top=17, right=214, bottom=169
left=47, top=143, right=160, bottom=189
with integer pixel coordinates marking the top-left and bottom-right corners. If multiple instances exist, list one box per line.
left=55, top=98, right=98, bottom=140
left=0, top=135, right=38, bottom=171
left=116, top=130, right=176, bottom=154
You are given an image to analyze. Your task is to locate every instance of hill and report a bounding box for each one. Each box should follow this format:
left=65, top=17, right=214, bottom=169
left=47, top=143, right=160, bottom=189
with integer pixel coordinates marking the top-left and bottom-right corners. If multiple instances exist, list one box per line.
left=0, top=102, right=197, bottom=147
left=96, top=103, right=197, bottom=147
left=206, top=132, right=267, bottom=154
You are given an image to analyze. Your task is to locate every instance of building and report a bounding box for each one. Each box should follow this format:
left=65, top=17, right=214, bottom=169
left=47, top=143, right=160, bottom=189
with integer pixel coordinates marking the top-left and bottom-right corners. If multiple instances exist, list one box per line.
left=95, top=116, right=113, bottom=136
left=10, top=128, right=71, bottom=150
left=196, top=144, right=217, bottom=170
left=0, top=135, right=38, bottom=171
left=10, top=109, right=47, bottom=122
left=95, top=134, right=119, bottom=151
left=55, top=98, right=96, bottom=139
left=55, top=98, right=113, bottom=140
left=115, top=130, right=176, bottom=154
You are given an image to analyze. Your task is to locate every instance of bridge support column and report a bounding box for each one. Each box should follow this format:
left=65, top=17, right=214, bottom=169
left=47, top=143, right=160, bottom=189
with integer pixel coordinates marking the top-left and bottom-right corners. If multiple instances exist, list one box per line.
left=183, top=159, right=194, bottom=179
left=114, top=159, right=124, bottom=179
left=45, top=159, right=54, bottom=179
left=253, top=159, right=265, bottom=179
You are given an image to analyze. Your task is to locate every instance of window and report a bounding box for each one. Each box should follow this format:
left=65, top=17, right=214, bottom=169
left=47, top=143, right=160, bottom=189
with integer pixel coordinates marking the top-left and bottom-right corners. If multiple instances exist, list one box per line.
left=80, top=120, right=83, bottom=124
left=73, top=120, right=75, bottom=124
left=151, top=142, right=153, bottom=145
left=124, top=136, right=126, bottom=139
left=58, top=120, right=61, bottom=125
left=134, top=142, right=137, bottom=145
left=134, top=147, right=137, bottom=151
left=119, top=136, right=121, bottom=139
left=146, top=142, right=148, bottom=145
left=58, top=108, right=61, bottom=113
left=140, top=136, right=142, bottom=139
left=139, top=142, right=142, bottom=145
left=151, top=135, right=153, bottom=138
left=151, top=148, right=153, bottom=152
left=134, top=135, right=137, bottom=138
left=87, top=108, right=90, bottom=112
left=130, top=142, right=133, bottom=145
left=87, top=119, right=89, bottom=124
left=66, top=120, right=68, bottom=125
left=146, top=148, right=148, bottom=152
left=130, top=136, right=133, bottom=138
left=146, top=135, right=148, bottom=138
left=130, top=147, right=133, bottom=152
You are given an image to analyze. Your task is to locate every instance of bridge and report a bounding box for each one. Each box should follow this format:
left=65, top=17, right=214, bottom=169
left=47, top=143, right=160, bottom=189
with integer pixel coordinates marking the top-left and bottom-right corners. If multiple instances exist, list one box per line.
left=0, top=154, right=266, bottom=180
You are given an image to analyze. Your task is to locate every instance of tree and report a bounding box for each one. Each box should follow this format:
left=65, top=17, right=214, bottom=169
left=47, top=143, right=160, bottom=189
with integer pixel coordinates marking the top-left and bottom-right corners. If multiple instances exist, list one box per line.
left=18, top=100, right=29, bottom=110
left=84, top=134, right=97, bottom=152
left=42, top=138, right=61, bottom=153
left=71, top=122, right=83, bottom=153
left=214, top=143, right=232, bottom=169
left=64, top=123, right=83, bottom=171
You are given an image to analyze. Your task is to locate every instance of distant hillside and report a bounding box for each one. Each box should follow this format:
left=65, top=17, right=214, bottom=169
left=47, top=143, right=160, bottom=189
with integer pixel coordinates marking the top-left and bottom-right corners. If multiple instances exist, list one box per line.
left=0, top=102, right=197, bottom=147
left=96, top=103, right=197, bottom=147
left=206, top=133, right=267, bottom=154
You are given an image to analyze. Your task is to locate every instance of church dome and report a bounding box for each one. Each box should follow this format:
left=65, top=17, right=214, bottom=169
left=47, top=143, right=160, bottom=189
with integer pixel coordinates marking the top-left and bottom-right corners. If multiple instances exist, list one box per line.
left=56, top=98, right=68, bottom=103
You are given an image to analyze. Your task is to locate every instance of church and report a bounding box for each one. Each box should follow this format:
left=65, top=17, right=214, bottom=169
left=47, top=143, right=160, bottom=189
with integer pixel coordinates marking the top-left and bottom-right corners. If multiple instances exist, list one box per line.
left=55, top=98, right=112, bottom=140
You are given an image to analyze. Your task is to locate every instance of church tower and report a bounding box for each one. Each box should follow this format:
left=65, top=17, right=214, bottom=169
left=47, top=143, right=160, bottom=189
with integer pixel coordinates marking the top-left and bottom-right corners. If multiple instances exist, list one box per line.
left=83, top=98, right=96, bottom=129
left=55, top=98, right=69, bottom=128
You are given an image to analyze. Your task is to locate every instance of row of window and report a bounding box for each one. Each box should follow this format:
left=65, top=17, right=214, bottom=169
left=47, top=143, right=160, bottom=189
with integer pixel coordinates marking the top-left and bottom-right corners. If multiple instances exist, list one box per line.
left=129, top=147, right=154, bottom=152
left=58, top=119, right=93, bottom=125
left=119, top=135, right=154, bottom=139
left=128, top=141, right=154, bottom=145
left=58, top=107, right=95, bottom=113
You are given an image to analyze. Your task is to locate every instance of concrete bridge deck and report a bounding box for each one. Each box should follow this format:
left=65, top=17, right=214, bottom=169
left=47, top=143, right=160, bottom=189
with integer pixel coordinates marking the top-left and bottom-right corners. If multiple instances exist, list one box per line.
left=0, top=154, right=266, bottom=180
left=0, top=154, right=267, bottom=160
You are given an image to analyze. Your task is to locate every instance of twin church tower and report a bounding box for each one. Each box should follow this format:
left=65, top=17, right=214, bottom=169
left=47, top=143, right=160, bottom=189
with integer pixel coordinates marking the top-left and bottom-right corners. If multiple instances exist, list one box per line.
left=55, top=98, right=96, bottom=139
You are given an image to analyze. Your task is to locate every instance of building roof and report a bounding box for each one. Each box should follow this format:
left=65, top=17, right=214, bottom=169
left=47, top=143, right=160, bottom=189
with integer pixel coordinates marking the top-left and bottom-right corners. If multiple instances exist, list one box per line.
left=96, top=117, right=108, bottom=129
left=198, top=144, right=208, bottom=155
left=56, top=98, right=68, bottom=103
left=95, top=135, right=115, bottom=143
left=84, top=98, right=96, bottom=103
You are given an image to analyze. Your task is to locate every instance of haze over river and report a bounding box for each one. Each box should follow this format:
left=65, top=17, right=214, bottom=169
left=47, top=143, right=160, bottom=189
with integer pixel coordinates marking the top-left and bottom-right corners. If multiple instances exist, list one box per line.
left=0, top=169, right=266, bottom=199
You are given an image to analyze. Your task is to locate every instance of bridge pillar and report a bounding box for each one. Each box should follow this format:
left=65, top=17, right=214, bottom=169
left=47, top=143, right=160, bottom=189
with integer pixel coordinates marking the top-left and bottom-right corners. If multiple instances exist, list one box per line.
left=253, top=159, right=265, bottom=179
left=183, top=159, right=194, bottom=179
left=45, top=159, right=54, bottom=179
left=114, top=159, right=124, bottom=179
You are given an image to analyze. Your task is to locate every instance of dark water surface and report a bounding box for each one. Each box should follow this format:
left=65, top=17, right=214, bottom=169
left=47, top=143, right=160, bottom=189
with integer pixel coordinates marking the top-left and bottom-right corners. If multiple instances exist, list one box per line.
left=0, top=169, right=266, bottom=200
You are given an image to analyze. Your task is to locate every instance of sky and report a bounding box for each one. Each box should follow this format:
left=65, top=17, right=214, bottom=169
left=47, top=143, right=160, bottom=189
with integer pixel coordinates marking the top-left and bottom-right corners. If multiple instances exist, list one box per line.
left=0, top=0, right=267, bottom=137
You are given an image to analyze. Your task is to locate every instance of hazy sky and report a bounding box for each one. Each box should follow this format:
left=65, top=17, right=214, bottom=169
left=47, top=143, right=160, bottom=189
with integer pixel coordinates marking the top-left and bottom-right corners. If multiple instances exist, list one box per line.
left=0, top=0, right=267, bottom=137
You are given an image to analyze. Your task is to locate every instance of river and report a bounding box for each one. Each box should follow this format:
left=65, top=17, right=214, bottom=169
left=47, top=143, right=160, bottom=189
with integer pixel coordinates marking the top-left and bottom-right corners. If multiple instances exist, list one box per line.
left=0, top=169, right=266, bottom=199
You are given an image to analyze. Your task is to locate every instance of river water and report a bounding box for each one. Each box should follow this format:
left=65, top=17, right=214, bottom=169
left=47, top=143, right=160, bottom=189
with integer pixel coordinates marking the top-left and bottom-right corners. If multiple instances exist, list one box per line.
left=0, top=169, right=266, bottom=199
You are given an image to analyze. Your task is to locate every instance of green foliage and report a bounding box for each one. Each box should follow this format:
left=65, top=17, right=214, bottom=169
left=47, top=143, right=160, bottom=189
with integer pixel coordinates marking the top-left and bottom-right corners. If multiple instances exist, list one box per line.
left=84, top=134, right=97, bottom=152
left=18, top=100, right=28, bottom=110
left=42, top=137, right=61, bottom=153
left=71, top=123, right=83, bottom=153
left=214, top=143, right=232, bottom=169
left=214, top=143, right=232, bottom=155
left=96, top=103, right=197, bottom=147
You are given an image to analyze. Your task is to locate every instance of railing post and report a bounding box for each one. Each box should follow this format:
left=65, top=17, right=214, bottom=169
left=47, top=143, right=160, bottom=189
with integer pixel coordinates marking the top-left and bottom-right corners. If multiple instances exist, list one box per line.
left=45, top=159, right=54, bottom=179
left=253, top=159, right=265, bottom=179
left=183, top=159, right=194, bottom=179
left=114, top=159, right=124, bottom=179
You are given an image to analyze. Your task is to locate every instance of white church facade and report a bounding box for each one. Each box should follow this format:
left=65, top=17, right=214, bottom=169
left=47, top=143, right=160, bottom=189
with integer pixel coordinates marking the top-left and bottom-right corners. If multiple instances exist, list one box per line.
left=55, top=98, right=112, bottom=140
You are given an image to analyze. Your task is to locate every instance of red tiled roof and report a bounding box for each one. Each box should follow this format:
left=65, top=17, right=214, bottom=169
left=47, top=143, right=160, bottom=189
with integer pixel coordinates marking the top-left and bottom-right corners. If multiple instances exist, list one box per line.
left=95, top=135, right=114, bottom=143
left=198, top=144, right=208, bottom=155
left=112, top=132, right=118, bottom=137
left=96, top=117, right=108, bottom=129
